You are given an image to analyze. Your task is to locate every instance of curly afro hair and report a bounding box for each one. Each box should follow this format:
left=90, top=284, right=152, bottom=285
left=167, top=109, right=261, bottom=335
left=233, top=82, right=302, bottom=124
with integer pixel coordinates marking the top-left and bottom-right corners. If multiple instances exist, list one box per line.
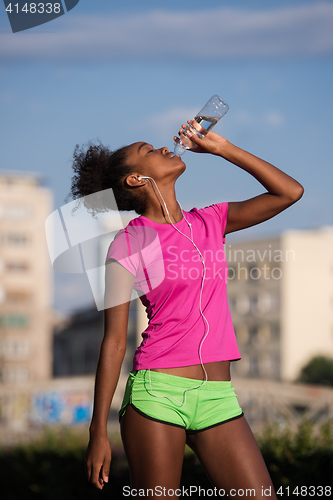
left=68, top=141, right=147, bottom=217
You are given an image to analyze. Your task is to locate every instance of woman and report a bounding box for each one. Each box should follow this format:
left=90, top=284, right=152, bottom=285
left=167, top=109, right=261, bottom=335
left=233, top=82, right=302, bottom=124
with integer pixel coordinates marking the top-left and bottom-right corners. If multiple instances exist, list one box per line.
left=73, top=125, right=303, bottom=498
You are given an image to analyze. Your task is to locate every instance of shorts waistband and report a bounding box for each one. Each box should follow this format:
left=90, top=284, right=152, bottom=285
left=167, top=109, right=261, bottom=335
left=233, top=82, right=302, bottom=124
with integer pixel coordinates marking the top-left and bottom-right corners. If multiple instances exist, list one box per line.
left=132, top=369, right=233, bottom=390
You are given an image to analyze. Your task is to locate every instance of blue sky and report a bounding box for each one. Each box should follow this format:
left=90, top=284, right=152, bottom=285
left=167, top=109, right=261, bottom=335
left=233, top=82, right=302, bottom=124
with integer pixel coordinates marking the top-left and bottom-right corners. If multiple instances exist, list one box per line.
left=1, top=0, right=333, bottom=313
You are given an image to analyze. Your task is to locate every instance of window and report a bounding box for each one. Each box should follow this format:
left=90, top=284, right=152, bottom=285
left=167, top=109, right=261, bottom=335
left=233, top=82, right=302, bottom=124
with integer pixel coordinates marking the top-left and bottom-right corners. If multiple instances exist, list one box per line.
left=257, top=324, right=270, bottom=345
left=250, top=294, right=259, bottom=313
left=228, top=295, right=237, bottom=311
left=249, top=324, right=271, bottom=346
left=256, top=292, right=272, bottom=314
left=248, top=264, right=260, bottom=281
left=6, top=290, right=32, bottom=302
left=259, top=353, right=279, bottom=377
left=7, top=233, right=30, bottom=245
left=4, top=366, right=29, bottom=383
left=0, top=233, right=30, bottom=246
left=237, top=354, right=250, bottom=376
left=0, top=340, right=29, bottom=357
left=0, top=314, right=29, bottom=328
left=0, top=205, right=30, bottom=220
left=6, top=261, right=30, bottom=272
left=236, top=294, right=250, bottom=315
left=271, top=323, right=280, bottom=341
left=271, top=353, right=280, bottom=375
left=249, top=325, right=258, bottom=344
left=235, top=324, right=249, bottom=345
left=249, top=355, right=259, bottom=376
left=227, top=266, right=236, bottom=281
left=269, top=292, right=280, bottom=310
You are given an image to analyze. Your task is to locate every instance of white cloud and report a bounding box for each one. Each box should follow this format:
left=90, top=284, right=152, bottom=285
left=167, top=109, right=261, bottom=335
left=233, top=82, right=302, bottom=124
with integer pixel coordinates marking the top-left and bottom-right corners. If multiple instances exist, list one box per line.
left=1, top=3, right=333, bottom=62
left=232, top=110, right=252, bottom=126
left=146, top=107, right=198, bottom=141
left=264, top=111, right=285, bottom=128
left=228, top=109, right=286, bottom=130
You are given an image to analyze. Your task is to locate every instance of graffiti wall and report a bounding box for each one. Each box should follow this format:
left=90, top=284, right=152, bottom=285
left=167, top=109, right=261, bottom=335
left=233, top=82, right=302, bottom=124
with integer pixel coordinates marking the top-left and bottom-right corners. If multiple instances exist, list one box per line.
left=0, top=378, right=94, bottom=428
left=32, top=390, right=92, bottom=425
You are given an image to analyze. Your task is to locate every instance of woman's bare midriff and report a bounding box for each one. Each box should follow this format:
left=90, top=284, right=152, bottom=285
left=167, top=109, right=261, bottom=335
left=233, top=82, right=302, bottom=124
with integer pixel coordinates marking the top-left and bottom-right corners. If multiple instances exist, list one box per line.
left=150, top=360, right=231, bottom=381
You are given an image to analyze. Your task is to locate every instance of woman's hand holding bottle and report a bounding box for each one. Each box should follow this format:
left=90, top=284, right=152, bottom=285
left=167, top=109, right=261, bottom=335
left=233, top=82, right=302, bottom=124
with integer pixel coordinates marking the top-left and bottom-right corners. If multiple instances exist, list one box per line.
left=174, top=122, right=229, bottom=156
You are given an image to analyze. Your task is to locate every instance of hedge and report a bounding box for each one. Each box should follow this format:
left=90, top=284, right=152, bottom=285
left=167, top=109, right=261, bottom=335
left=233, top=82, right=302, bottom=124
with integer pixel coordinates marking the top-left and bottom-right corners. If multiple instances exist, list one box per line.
left=0, top=419, right=332, bottom=499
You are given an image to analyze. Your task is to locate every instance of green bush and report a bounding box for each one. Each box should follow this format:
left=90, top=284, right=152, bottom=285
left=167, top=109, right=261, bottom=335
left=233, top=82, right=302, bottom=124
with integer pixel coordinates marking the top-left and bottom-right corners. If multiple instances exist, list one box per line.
left=0, top=426, right=129, bottom=500
left=258, top=418, right=333, bottom=488
left=0, top=420, right=332, bottom=499
left=297, top=355, right=333, bottom=386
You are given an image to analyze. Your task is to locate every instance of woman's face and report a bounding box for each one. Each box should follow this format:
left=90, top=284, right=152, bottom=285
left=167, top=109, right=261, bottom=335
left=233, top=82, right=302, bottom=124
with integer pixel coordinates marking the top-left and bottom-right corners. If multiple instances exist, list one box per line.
left=125, top=142, right=186, bottom=185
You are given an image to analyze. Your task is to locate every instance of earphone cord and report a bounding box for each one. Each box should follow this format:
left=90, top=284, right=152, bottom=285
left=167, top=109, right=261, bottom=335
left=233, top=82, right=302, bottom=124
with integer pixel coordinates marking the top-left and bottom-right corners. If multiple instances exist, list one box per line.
left=143, top=176, right=210, bottom=406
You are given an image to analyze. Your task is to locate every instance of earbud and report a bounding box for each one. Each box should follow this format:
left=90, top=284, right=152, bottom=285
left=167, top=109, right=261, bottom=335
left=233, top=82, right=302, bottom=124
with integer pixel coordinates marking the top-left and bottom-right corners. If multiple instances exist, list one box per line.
left=138, top=176, right=148, bottom=182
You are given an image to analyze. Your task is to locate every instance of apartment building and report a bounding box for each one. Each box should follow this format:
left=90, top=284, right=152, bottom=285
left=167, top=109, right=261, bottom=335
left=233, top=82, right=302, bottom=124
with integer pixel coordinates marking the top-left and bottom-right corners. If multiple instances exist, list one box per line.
left=227, top=228, right=333, bottom=381
left=0, top=170, right=53, bottom=384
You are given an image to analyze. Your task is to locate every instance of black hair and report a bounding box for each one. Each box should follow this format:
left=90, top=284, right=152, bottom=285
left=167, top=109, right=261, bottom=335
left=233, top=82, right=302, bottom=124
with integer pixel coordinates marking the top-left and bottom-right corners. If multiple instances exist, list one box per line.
left=68, top=141, right=147, bottom=216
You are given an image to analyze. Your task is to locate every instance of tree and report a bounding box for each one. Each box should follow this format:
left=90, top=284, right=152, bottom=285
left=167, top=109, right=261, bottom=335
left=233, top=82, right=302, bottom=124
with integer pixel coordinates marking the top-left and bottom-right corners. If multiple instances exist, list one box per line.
left=297, top=355, right=333, bottom=386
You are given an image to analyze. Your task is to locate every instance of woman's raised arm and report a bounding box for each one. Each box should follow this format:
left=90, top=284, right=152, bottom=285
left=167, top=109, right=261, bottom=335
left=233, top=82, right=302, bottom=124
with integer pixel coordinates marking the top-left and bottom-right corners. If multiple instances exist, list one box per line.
left=183, top=128, right=304, bottom=235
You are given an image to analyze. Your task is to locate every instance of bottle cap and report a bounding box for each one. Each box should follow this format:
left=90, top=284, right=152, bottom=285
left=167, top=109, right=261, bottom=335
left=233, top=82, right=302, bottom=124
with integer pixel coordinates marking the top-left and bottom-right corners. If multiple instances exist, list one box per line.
left=173, top=143, right=186, bottom=157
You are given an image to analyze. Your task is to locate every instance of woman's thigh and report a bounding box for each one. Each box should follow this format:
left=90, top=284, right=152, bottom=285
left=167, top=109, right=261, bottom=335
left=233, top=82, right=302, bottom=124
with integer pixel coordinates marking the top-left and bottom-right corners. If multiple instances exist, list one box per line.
left=120, top=405, right=187, bottom=497
left=186, top=416, right=276, bottom=500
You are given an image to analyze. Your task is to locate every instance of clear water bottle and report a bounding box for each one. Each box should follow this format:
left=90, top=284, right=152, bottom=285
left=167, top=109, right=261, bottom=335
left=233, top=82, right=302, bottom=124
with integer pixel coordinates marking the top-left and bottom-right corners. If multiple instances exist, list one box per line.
left=173, top=95, right=229, bottom=157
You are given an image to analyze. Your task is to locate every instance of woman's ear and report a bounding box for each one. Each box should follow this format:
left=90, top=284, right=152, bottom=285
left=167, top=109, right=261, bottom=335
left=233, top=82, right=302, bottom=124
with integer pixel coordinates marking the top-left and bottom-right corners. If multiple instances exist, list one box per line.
left=125, top=174, right=144, bottom=187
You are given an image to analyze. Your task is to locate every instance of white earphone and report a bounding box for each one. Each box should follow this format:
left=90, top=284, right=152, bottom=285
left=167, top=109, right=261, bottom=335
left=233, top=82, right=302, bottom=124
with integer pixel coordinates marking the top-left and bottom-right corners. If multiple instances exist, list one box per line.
left=135, top=175, right=211, bottom=406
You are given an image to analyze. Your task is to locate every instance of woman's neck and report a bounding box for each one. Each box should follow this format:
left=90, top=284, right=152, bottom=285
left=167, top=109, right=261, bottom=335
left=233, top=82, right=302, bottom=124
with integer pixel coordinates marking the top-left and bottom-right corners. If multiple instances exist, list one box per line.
left=142, top=204, right=183, bottom=224
left=142, top=184, right=183, bottom=224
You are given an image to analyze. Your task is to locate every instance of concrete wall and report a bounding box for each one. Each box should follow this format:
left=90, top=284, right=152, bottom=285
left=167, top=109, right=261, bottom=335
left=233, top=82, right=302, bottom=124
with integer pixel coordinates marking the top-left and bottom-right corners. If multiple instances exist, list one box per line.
left=0, top=374, right=128, bottom=440
left=281, top=228, right=333, bottom=380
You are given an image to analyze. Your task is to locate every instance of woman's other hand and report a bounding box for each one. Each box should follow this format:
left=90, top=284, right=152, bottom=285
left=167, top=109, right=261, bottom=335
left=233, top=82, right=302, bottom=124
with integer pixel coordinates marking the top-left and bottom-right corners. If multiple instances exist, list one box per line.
left=84, top=433, right=112, bottom=490
left=174, top=121, right=228, bottom=155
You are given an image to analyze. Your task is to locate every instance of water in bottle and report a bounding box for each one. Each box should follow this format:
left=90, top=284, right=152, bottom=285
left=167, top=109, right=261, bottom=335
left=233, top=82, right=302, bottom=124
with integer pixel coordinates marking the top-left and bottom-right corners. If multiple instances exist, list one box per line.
left=173, top=95, right=229, bottom=157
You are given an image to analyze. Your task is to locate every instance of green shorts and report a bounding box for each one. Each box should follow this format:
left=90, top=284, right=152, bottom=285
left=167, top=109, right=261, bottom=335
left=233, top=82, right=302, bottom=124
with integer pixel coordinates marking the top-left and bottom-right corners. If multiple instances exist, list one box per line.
left=119, top=370, right=243, bottom=433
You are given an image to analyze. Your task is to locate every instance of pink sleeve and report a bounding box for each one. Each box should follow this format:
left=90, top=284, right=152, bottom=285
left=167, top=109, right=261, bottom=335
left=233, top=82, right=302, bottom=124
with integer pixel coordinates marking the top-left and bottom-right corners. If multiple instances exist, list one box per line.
left=198, top=202, right=228, bottom=243
left=105, top=228, right=139, bottom=276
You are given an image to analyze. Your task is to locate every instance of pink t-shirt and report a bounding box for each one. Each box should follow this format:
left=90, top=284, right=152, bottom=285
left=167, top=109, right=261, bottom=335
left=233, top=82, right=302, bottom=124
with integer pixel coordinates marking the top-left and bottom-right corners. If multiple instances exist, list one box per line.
left=106, top=202, right=241, bottom=370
